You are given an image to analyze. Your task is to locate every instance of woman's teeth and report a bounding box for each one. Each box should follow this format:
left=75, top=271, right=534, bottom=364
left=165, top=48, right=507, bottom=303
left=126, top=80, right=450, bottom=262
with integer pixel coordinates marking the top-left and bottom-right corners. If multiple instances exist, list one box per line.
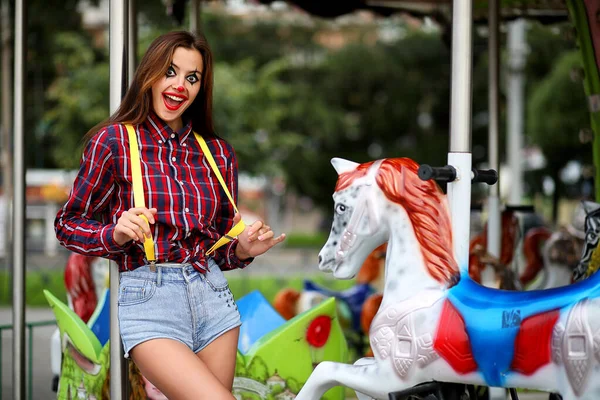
left=165, top=94, right=184, bottom=102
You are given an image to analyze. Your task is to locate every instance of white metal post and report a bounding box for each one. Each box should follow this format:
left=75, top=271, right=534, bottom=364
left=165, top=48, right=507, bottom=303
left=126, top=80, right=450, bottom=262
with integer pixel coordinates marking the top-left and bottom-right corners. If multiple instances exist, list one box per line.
left=507, top=19, right=527, bottom=205
left=485, top=0, right=501, bottom=286
left=109, top=0, right=128, bottom=398
left=1, top=0, right=12, bottom=261
left=190, top=0, right=201, bottom=35
left=11, top=0, right=25, bottom=397
left=128, top=0, right=136, bottom=84
left=447, top=0, right=474, bottom=269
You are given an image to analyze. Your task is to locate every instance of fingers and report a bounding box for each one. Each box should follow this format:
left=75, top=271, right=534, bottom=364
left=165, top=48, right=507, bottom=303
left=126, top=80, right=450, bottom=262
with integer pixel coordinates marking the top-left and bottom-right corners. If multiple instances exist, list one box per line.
left=233, top=212, right=242, bottom=224
left=246, top=220, right=264, bottom=237
left=114, top=207, right=156, bottom=245
left=115, top=219, right=147, bottom=243
left=130, top=207, right=157, bottom=225
left=248, top=225, right=271, bottom=242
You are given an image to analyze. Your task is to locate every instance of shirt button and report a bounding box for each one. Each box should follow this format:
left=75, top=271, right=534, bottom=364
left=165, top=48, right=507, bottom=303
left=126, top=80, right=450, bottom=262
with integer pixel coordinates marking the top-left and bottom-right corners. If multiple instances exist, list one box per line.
left=158, top=140, right=163, bottom=144
left=178, top=180, right=184, bottom=185
left=172, top=157, right=176, bottom=162
left=182, top=143, right=187, bottom=147
left=185, top=208, right=190, bottom=212
left=171, top=134, right=175, bottom=138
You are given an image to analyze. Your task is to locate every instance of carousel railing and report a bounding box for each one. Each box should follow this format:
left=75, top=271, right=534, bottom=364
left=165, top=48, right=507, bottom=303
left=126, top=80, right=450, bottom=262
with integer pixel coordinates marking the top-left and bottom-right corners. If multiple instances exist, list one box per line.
left=0, top=319, right=57, bottom=400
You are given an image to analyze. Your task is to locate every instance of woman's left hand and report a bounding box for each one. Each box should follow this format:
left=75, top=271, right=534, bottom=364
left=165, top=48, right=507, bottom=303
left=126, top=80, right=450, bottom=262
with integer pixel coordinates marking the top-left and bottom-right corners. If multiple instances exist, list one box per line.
left=234, top=213, right=286, bottom=260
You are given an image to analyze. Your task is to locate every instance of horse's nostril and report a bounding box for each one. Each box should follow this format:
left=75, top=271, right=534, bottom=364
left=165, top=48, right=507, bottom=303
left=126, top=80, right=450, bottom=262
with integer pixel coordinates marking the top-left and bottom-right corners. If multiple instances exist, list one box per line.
left=318, top=255, right=323, bottom=264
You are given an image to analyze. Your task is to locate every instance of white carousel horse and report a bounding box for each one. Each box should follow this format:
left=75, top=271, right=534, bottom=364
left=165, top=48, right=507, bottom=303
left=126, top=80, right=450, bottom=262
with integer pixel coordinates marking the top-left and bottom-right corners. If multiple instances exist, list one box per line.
left=296, top=157, right=600, bottom=400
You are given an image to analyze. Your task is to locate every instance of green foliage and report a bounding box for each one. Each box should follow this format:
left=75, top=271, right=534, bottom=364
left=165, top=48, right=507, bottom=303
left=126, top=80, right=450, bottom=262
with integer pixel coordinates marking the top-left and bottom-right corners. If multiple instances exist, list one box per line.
left=283, top=232, right=328, bottom=249
left=527, top=50, right=591, bottom=169
left=44, top=33, right=110, bottom=168
left=0, top=270, right=67, bottom=306
left=0, top=269, right=356, bottom=306
left=36, top=8, right=587, bottom=214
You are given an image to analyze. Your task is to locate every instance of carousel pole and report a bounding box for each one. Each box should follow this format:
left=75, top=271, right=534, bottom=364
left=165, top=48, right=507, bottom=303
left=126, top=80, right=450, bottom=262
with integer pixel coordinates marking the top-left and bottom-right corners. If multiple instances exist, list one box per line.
left=447, top=0, right=474, bottom=267
left=190, top=0, right=201, bottom=35
left=1, top=0, right=12, bottom=261
left=109, top=0, right=129, bottom=398
left=565, top=0, right=600, bottom=201
left=128, top=0, right=137, bottom=84
left=11, top=0, right=25, bottom=397
left=507, top=19, right=527, bottom=205
left=565, top=0, right=600, bottom=278
left=484, top=0, right=501, bottom=284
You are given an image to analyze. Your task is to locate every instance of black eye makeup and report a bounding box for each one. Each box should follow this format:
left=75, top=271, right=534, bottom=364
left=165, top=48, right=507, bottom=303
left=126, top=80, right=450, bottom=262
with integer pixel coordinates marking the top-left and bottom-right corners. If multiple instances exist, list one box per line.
left=186, top=73, right=200, bottom=84
left=166, top=64, right=200, bottom=85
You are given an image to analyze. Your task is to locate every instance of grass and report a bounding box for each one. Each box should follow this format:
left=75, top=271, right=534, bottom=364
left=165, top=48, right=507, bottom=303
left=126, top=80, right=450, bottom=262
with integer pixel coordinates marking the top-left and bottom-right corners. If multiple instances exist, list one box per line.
left=0, top=270, right=356, bottom=307
left=282, top=232, right=328, bottom=249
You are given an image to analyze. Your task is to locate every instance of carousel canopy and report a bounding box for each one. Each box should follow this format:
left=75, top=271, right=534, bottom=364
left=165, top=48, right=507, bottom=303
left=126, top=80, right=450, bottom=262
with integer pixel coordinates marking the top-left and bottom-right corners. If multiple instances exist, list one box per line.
left=256, top=0, right=569, bottom=23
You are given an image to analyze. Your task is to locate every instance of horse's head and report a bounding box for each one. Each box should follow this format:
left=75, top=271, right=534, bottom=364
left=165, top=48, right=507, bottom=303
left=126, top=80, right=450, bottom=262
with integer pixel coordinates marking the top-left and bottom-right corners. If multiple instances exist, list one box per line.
left=573, top=200, right=600, bottom=280
left=318, top=157, right=459, bottom=286
left=318, top=158, right=388, bottom=279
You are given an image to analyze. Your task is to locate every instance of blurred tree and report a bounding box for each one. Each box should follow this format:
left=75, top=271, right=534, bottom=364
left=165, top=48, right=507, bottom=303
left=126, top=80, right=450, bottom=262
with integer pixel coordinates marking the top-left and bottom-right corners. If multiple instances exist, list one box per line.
left=0, top=0, right=96, bottom=168
left=38, top=8, right=585, bottom=224
left=527, top=50, right=591, bottom=221
left=43, top=32, right=109, bottom=169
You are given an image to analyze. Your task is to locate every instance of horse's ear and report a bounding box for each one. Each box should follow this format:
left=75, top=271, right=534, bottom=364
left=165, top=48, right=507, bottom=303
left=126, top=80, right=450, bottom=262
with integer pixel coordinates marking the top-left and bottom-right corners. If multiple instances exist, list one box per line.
left=331, top=158, right=359, bottom=175
left=582, top=200, right=600, bottom=215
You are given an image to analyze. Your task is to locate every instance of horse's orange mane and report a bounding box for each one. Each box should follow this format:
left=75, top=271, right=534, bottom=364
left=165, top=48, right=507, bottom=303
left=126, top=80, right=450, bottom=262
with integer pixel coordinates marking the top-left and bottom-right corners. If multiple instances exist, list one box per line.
left=336, top=158, right=459, bottom=284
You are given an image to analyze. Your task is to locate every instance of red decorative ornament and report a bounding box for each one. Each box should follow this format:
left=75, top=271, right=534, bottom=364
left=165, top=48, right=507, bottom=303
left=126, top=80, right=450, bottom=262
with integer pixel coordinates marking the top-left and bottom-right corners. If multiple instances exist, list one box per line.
left=306, top=315, right=331, bottom=348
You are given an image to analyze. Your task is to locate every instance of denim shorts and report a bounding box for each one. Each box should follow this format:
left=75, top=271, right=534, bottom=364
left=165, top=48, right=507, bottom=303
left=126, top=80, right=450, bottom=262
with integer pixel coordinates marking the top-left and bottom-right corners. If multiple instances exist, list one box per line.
left=118, top=258, right=241, bottom=358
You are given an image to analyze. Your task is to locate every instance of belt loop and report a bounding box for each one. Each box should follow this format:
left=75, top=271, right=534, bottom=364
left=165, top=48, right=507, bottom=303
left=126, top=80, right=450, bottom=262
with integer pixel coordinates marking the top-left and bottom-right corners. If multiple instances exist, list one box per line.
left=157, top=266, right=162, bottom=287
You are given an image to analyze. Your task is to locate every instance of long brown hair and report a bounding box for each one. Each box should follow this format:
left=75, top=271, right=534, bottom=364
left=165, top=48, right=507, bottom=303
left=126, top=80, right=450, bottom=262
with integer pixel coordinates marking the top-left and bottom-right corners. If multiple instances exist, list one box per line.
left=85, top=30, right=215, bottom=142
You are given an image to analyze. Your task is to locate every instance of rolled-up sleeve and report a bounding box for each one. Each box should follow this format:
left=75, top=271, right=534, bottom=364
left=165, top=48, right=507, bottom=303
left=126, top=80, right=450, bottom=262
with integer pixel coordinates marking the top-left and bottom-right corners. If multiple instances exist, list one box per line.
left=54, top=127, right=127, bottom=258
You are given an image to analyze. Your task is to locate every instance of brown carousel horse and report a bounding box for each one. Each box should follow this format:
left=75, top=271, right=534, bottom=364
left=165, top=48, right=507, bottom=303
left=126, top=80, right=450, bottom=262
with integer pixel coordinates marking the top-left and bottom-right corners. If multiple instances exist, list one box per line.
left=468, top=209, right=552, bottom=290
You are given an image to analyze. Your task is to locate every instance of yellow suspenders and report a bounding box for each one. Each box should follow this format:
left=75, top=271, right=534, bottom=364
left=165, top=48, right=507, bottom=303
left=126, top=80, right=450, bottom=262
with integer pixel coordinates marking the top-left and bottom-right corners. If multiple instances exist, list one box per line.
left=125, top=124, right=246, bottom=263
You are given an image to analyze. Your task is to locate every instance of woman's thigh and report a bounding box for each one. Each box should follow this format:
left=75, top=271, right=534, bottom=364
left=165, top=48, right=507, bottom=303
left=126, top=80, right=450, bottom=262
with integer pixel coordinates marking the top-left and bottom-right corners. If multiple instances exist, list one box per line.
left=131, top=338, right=234, bottom=400
left=196, top=326, right=240, bottom=390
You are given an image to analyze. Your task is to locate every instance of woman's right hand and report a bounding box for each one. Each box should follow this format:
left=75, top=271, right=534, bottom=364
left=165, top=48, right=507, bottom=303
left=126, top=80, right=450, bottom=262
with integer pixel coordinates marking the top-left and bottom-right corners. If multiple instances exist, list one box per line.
left=113, top=207, right=158, bottom=246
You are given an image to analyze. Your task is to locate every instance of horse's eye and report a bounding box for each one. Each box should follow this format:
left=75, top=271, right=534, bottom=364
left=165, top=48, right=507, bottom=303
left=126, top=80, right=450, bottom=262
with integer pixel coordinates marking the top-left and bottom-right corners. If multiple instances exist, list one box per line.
left=335, top=204, right=347, bottom=214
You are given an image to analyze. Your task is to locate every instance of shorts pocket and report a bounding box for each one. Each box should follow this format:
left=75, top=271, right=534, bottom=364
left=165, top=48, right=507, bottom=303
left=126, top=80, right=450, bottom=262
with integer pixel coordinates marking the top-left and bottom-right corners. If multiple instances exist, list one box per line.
left=204, top=267, right=229, bottom=292
left=118, top=277, right=156, bottom=306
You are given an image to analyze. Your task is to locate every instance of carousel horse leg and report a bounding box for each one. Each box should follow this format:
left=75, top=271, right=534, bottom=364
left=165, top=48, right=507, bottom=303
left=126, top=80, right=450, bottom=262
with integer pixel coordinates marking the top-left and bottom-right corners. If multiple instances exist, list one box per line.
left=353, top=357, right=376, bottom=400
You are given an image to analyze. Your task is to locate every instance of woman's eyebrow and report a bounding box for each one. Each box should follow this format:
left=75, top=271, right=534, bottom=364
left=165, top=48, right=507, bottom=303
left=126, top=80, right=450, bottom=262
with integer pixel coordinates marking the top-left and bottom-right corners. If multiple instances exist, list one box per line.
left=170, top=62, right=202, bottom=75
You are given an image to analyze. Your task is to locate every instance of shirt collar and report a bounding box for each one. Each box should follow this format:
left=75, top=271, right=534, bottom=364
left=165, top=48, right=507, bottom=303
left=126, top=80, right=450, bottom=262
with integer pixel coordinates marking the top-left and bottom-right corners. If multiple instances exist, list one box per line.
left=145, top=111, right=193, bottom=144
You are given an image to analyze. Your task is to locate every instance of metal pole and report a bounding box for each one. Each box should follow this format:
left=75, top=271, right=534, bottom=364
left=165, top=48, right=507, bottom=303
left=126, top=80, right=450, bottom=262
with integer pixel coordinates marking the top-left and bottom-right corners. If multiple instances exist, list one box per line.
left=11, top=0, right=25, bottom=397
left=128, top=0, right=136, bottom=85
left=109, top=0, right=128, bottom=398
left=1, top=0, right=12, bottom=263
left=485, top=0, right=501, bottom=286
left=507, top=19, right=527, bottom=205
left=447, top=0, right=473, bottom=267
left=486, top=6, right=511, bottom=396
left=190, top=0, right=201, bottom=35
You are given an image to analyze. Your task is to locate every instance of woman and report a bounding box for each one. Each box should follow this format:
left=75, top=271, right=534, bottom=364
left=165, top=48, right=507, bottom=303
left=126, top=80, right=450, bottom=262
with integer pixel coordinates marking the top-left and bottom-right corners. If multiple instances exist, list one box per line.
left=55, top=30, right=285, bottom=399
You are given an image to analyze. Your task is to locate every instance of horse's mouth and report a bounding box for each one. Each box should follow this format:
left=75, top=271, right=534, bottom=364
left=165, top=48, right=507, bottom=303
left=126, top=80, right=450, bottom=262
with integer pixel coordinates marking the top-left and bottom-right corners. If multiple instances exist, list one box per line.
left=319, top=258, right=336, bottom=271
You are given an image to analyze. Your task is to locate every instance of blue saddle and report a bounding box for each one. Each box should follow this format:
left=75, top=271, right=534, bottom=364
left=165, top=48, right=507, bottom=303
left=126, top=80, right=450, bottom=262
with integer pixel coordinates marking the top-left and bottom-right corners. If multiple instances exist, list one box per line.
left=448, top=271, right=600, bottom=386
left=303, top=280, right=374, bottom=332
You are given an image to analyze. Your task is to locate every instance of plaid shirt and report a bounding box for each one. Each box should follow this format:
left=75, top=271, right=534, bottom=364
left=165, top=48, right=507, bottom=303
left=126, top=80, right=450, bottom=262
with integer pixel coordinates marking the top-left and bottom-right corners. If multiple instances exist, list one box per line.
left=55, top=112, right=252, bottom=273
